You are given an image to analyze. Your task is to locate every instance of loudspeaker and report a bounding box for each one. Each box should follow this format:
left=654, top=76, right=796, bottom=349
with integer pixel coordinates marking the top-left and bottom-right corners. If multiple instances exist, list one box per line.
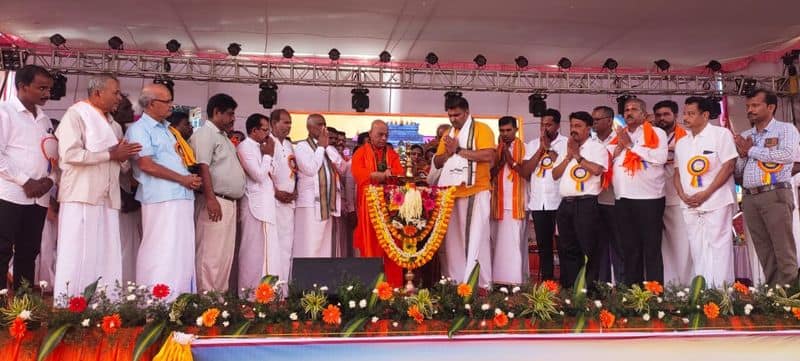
left=291, top=257, right=383, bottom=294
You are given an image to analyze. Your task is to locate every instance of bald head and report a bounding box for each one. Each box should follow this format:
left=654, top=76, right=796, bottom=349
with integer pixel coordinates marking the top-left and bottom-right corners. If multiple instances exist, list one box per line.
left=369, top=119, right=389, bottom=149
left=139, top=83, right=173, bottom=121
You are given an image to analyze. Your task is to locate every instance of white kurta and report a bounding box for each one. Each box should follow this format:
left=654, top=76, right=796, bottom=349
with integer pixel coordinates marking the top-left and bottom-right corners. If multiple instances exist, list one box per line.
left=683, top=205, right=735, bottom=287
left=35, top=214, right=57, bottom=287
left=293, top=207, right=333, bottom=257
left=444, top=191, right=493, bottom=288
left=270, top=135, right=296, bottom=276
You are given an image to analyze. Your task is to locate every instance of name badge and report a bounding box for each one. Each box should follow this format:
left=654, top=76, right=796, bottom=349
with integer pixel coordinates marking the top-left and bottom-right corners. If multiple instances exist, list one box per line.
left=765, top=137, right=779, bottom=148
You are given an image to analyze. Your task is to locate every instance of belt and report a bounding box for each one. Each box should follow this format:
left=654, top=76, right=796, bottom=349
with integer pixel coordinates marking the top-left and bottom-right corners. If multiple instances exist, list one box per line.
left=561, top=195, right=597, bottom=202
left=214, top=193, right=239, bottom=201
left=743, top=182, right=792, bottom=195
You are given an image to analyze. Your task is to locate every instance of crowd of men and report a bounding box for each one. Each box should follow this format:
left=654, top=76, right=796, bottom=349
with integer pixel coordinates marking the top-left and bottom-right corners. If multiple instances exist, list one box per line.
left=0, top=64, right=797, bottom=303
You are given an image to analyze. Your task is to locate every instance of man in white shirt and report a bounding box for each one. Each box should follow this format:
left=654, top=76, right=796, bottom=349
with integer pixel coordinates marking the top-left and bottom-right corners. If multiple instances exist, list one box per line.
left=653, top=100, right=692, bottom=286
left=673, top=97, right=738, bottom=286
left=611, top=97, right=669, bottom=285
left=552, top=111, right=609, bottom=288
left=268, top=109, right=296, bottom=283
left=0, top=65, right=55, bottom=291
left=591, top=106, right=623, bottom=283
left=112, top=96, right=143, bottom=285
left=518, top=109, right=567, bottom=281
left=54, top=74, right=142, bottom=301
left=293, top=114, right=345, bottom=258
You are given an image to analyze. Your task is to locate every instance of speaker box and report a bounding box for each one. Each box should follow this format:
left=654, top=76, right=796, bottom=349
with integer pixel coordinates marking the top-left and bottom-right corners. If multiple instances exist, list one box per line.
left=291, top=257, right=383, bottom=295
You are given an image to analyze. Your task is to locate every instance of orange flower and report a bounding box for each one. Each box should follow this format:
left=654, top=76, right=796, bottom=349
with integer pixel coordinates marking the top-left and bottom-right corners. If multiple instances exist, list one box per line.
left=542, top=280, right=560, bottom=293
left=791, top=308, right=800, bottom=321
left=376, top=281, right=394, bottom=301
left=457, top=283, right=472, bottom=298
left=255, top=283, right=275, bottom=304
left=407, top=305, right=424, bottom=324
left=201, top=308, right=220, bottom=328
left=733, top=281, right=749, bottom=296
left=599, top=309, right=615, bottom=329
left=493, top=312, right=509, bottom=327
left=703, top=302, right=720, bottom=320
left=322, top=305, right=341, bottom=325
left=643, top=281, right=663, bottom=295
left=101, top=314, right=122, bottom=334
left=9, top=317, right=26, bottom=339
left=403, top=225, right=417, bottom=236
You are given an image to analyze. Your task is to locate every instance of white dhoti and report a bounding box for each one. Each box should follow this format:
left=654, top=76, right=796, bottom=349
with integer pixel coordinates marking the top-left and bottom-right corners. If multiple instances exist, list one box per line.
left=119, top=209, right=142, bottom=285
left=444, top=191, right=492, bottom=288
left=275, top=202, right=295, bottom=278
left=491, top=212, right=526, bottom=285
left=35, top=216, right=57, bottom=287
left=792, top=173, right=800, bottom=264
left=662, top=205, right=692, bottom=286
left=683, top=205, right=735, bottom=287
left=54, top=202, right=122, bottom=304
left=137, top=200, right=195, bottom=301
left=238, top=196, right=282, bottom=291
left=195, top=196, right=238, bottom=293
left=292, top=207, right=332, bottom=258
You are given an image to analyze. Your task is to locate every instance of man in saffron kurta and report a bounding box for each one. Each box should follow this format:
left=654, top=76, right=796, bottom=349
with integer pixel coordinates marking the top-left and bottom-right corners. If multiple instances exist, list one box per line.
left=352, top=120, right=404, bottom=286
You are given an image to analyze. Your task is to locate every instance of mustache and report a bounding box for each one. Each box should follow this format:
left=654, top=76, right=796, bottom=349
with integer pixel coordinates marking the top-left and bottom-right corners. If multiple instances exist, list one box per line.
left=570, top=132, right=578, bottom=137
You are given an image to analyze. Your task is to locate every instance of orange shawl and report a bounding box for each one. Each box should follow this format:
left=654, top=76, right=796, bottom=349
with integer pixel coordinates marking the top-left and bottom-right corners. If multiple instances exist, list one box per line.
left=492, top=138, right=525, bottom=220
left=610, top=121, right=659, bottom=176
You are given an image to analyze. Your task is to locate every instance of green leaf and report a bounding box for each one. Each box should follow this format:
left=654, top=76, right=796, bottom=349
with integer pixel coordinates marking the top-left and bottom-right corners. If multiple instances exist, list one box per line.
left=464, top=262, right=481, bottom=304
left=689, top=313, right=703, bottom=330
left=341, top=316, right=369, bottom=338
left=82, top=277, right=101, bottom=303
left=133, top=321, right=166, bottom=361
left=367, top=273, right=386, bottom=311
left=448, top=315, right=469, bottom=338
left=226, top=321, right=252, bottom=336
left=572, top=259, right=588, bottom=307
left=260, top=275, right=278, bottom=286
left=689, top=275, right=706, bottom=308
left=37, top=324, right=72, bottom=361
left=572, top=312, right=586, bottom=333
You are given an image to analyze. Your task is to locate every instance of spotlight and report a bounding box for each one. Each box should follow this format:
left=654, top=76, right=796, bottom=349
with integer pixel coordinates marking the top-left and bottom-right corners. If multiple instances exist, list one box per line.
left=0, top=49, right=25, bottom=70
left=166, top=39, right=181, bottom=53
left=528, top=94, right=547, bottom=117
left=736, top=78, right=757, bottom=96
left=49, top=33, right=66, bottom=47
left=328, top=48, right=340, bottom=61
left=259, top=81, right=278, bottom=109
left=49, top=72, right=67, bottom=100
left=556, top=57, right=572, bottom=70
left=707, top=96, right=722, bottom=120
left=351, top=88, right=370, bottom=112
left=602, top=58, right=618, bottom=71
left=108, top=36, right=124, bottom=50
left=163, top=58, right=171, bottom=72
left=514, top=56, right=528, bottom=69
left=227, top=43, right=241, bottom=56
left=706, top=60, right=722, bottom=72
left=616, top=94, right=637, bottom=115
left=425, top=52, right=438, bottom=66
left=654, top=59, right=670, bottom=71
left=473, top=54, right=487, bottom=68
left=444, top=91, right=463, bottom=110
left=782, top=52, right=799, bottom=66
left=379, top=51, right=391, bottom=63
left=282, top=46, right=294, bottom=59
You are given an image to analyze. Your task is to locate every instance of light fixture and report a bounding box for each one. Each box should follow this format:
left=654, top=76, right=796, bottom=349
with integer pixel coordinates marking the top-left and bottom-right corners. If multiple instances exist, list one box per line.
left=736, top=78, right=757, bottom=96
left=654, top=59, right=670, bottom=71
left=379, top=51, right=391, bottom=63
left=0, top=49, right=24, bottom=70
left=444, top=91, right=463, bottom=110
left=473, top=54, right=487, bottom=68
left=528, top=94, right=547, bottom=117
left=259, top=81, right=278, bottom=109
left=50, top=72, right=67, bottom=100
left=108, top=36, right=124, bottom=50
left=282, top=46, right=294, bottom=59
left=425, top=52, right=438, bottom=66
left=706, top=60, right=722, bottom=72
left=351, top=88, right=370, bottom=112
left=227, top=43, right=241, bottom=56
left=166, top=39, right=181, bottom=53
left=49, top=34, right=66, bottom=47
left=557, top=57, right=572, bottom=70
left=514, top=56, right=528, bottom=69
left=328, top=48, right=340, bottom=61
left=602, top=58, right=618, bottom=71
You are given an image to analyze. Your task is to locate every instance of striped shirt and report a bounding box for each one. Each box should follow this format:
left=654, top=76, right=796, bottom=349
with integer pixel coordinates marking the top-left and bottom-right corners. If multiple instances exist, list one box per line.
left=734, top=118, right=800, bottom=189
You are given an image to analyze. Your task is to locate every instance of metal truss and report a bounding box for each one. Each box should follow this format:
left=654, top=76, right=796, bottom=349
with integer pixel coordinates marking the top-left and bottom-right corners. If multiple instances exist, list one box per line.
left=1, top=47, right=791, bottom=96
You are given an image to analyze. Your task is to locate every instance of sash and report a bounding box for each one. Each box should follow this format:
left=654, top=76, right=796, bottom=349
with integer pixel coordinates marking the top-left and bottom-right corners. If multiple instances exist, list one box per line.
left=492, top=138, right=525, bottom=220
left=168, top=126, right=196, bottom=168
left=308, top=138, right=338, bottom=220
left=610, top=121, right=660, bottom=176
left=438, top=117, right=476, bottom=187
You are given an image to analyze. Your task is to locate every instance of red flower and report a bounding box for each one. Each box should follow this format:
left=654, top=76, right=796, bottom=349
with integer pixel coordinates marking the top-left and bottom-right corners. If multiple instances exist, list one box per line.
left=322, top=305, right=341, bottom=325
left=599, top=309, right=615, bottom=329
left=403, top=225, right=418, bottom=236
left=376, top=282, right=394, bottom=301
left=255, top=283, right=275, bottom=304
left=391, top=191, right=405, bottom=206
left=68, top=296, right=88, bottom=313
left=493, top=312, right=509, bottom=327
left=643, top=281, right=663, bottom=295
left=152, top=284, right=171, bottom=299
left=9, top=317, right=26, bottom=339
left=423, top=198, right=436, bottom=211
left=703, top=302, right=720, bottom=320
left=733, top=281, right=749, bottom=296
left=542, top=280, right=560, bottom=293
left=457, top=283, right=472, bottom=298
left=101, top=314, right=122, bottom=334
left=407, top=305, right=424, bottom=324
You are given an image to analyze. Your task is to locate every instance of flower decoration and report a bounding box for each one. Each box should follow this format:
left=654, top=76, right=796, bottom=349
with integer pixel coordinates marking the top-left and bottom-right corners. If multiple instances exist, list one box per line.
left=9, top=317, right=26, bottom=339
left=644, top=281, right=663, bottom=295
left=493, top=312, right=509, bottom=327
left=733, top=281, right=749, bottom=296
left=599, top=309, right=615, bottom=329
left=101, top=314, right=122, bottom=334
left=457, top=283, right=472, bottom=298
left=322, top=305, right=341, bottom=325
left=376, top=282, right=394, bottom=301
left=542, top=280, right=560, bottom=293
left=255, top=283, right=276, bottom=304
left=201, top=308, right=220, bottom=327
left=791, top=308, right=800, bottom=321
left=407, top=305, right=424, bottom=324
left=152, top=284, right=171, bottom=299
left=703, top=302, right=720, bottom=320
left=68, top=296, right=88, bottom=313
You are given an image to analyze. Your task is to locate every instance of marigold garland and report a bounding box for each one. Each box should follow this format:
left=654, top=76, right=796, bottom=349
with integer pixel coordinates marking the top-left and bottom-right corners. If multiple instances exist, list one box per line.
left=201, top=308, right=220, bottom=328
left=703, top=302, right=720, bottom=320
left=322, top=305, right=341, bottom=325
left=376, top=282, right=394, bottom=301
left=255, top=283, right=275, bottom=304
left=599, top=309, right=615, bottom=329
left=792, top=308, right=800, bottom=321
left=457, top=283, right=472, bottom=298
left=407, top=305, right=424, bottom=324
left=101, top=314, right=122, bottom=334
left=644, top=281, right=663, bottom=295
left=733, top=281, right=749, bottom=296
left=9, top=317, right=26, bottom=339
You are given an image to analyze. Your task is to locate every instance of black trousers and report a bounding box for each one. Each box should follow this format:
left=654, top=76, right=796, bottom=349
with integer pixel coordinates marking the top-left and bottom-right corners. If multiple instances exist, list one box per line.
left=598, top=204, right=625, bottom=283
left=531, top=210, right=558, bottom=281
left=556, top=196, right=601, bottom=289
left=615, top=197, right=666, bottom=285
left=0, top=199, right=47, bottom=290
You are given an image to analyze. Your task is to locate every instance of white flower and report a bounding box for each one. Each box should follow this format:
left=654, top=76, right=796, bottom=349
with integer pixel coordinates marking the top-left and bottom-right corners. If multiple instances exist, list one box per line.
left=0, top=289, right=7, bottom=296
left=683, top=288, right=690, bottom=293
left=221, top=311, right=230, bottom=319
left=18, top=310, right=31, bottom=320
left=642, top=313, right=651, bottom=321
left=39, top=280, right=48, bottom=289
left=512, top=286, right=521, bottom=294
left=504, top=297, right=509, bottom=301
left=499, top=287, right=508, bottom=294
left=783, top=306, right=792, bottom=312
left=439, top=279, right=447, bottom=285
left=606, top=282, right=614, bottom=288
left=81, top=318, right=90, bottom=327
left=146, top=299, right=153, bottom=306
left=392, top=322, right=399, bottom=328
left=91, top=303, right=98, bottom=310
left=289, top=312, right=298, bottom=321
left=258, top=312, right=266, bottom=319
left=126, top=294, right=136, bottom=301
left=622, top=297, right=628, bottom=302
left=657, top=311, right=665, bottom=320
left=594, top=300, right=602, bottom=308
left=656, top=297, right=663, bottom=303
left=464, top=304, right=471, bottom=310
left=785, top=284, right=791, bottom=289
left=139, top=284, right=147, bottom=290
left=581, top=288, right=587, bottom=294
left=565, top=299, right=571, bottom=305
left=320, top=286, right=328, bottom=292
left=481, top=303, right=490, bottom=311
left=346, top=285, right=354, bottom=291
left=676, top=291, right=686, bottom=298
left=195, top=317, right=203, bottom=327
left=508, top=312, right=515, bottom=319
left=676, top=310, right=681, bottom=314
left=776, top=284, right=783, bottom=289
left=681, top=318, right=689, bottom=324
left=371, top=317, right=379, bottom=323
left=359, top=299, right=367, bottom=308
left=559, top=311, right=565, bottom=316
left=480, top=320, right=486, bottom=327
left=749, top=287, right=757, bottom=293
left=767, top=290, right=775, bottom=297
left=222, top=321, right=229, bottom=327
left=348, top=300, right=356, bottom=309
left=744, top=304, right=753, bottom=315
left=446, top=277, right=452, bottom=282
left=313, top=283, right=318, bottom=288
left=127, top=286, right=136, bottom=292
left=494, top=308, right=503, bottom=315
left=727, top=287, right=734, bottom=293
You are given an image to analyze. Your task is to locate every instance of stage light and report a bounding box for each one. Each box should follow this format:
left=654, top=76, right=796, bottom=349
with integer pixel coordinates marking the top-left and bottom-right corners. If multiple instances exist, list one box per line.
left=49, top=34, right=66, bottom=47
left=328, top=48, right=340, bottom=61
left=163, top=58, right=171, bottom=72
left=707, top=96, right=722, bottom=120
left=706, top=60, right=722, bottom=72
left=514, top=56, right=528, bottom=69
left=616, top=94, right=637, bottom=115
left=736, top=78, right=757, bottom=96
left=50, top=72, right=67, bottom=100
left=227, top=43, right=241, bottom=56
left=444, top=91, right=463, bottom=110
left=782, top=52, right=799, bottom=66
left=108, top=36, right=124, bottom=50
left=282, top=46, right=294, bottom=59
left=603, top=58, right=618, bottom=71
left=425, top=52, right=438, bottom=66
left=0, top=49, right=24, bottom=70
left=379, top=51, right=391, bottom=63
left=654, top=59, right=670, bottom=71
left=351, top=88, right=370, bottom=112
left=528, top=94, right=547, bottom=117
left=557, top=57, right=572, bottom=70
left=473, top=54, right=487, bottom=68
left=166, top=39, right=181, bottom=53
left=259, top=81, right=278, bottom=109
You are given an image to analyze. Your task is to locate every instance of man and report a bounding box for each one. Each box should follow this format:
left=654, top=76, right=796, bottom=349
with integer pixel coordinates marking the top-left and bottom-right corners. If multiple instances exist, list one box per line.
left=113, top=95, right=143, bottom=285
left=327, top=127, right=348, bottom=258
left=552, top=111, right=608, bottom=288
left=673, top=97, right=737, bottom=286
left=54, top=74, right=141, bottom=300
left=237, top=113, right=279, bottom=290
left=434, top=96, right=496, bottom=287
left=268, top=109, right=296, bottom=283
left=653, top=100, right=692, bottom=286
left=611, top=98, right=668, bottom=285
left=293, top=114, right=346, bottom=258
left=126, top=84, right=202, bottom=300
left=352, top=120, right=404, bottom=285
left=336, top=130, right=357, bottom=258
left=189, top=93, right=246, bottom=293
left=518, top=109, right=567, bottom=281
left=490, top=116, right=528, bottom=285
left=735, top=89, right=799, bottom=286
left=167, top=111, right=194, bottom=140
left=0, top=65, right=54, bottom=290
left=591, top=105, right=623, bottom=283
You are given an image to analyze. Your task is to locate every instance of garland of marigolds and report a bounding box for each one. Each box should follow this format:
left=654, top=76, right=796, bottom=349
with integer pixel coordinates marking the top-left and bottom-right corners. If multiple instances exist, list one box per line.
left=365, top=185, right=456, bottom=269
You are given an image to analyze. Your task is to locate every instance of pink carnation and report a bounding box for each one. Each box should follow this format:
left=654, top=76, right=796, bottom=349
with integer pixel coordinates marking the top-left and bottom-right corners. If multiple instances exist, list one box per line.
left=392, top=191, right=405, bottom=205
left=423, top=198, right=436, bottom=211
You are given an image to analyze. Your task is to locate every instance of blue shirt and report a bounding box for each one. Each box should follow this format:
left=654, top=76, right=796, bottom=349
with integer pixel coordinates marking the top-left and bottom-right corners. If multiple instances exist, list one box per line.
left=125, top=113, right=194, bottom=204
left=735, top=118, right=800, bottom=189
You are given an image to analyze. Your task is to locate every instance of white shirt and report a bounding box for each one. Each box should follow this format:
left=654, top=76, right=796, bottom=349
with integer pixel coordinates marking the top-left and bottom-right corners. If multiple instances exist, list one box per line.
left=270, top=134, right=296, bottom=208
left=611, top=124, right=668, bottom=200
left=663, top=127, right=684, bottom=206
left=558, top=139, right=609, bottom=197
left=527, top=134, right=568, bottom=211
left=593, top=133, right=616, bottom=205
left=294, top=138, right=346, bottom=217
left=237, top=137, right=276, bottom=224
left=674, top=124, right=738, bottom=212
left=0, top=96, right=53, bottom=207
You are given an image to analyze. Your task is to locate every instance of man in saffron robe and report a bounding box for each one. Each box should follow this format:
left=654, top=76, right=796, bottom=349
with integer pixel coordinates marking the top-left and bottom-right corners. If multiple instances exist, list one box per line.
left=352, top=120, right=404, bottom=286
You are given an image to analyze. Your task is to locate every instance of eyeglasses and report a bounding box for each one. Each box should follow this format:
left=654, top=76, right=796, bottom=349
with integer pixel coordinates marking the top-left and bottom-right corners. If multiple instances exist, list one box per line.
left=592, top=116, right=611, bottom=121
left=153, top=98, right=173, bottom=104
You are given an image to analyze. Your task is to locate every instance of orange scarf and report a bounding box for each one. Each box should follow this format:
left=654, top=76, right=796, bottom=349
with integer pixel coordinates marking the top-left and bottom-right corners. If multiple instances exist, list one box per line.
left=610, top=121, right=659, bottom=176
left=672, top=125, right=687, bottom=143
left=492, top=138, right=525, bottom=220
